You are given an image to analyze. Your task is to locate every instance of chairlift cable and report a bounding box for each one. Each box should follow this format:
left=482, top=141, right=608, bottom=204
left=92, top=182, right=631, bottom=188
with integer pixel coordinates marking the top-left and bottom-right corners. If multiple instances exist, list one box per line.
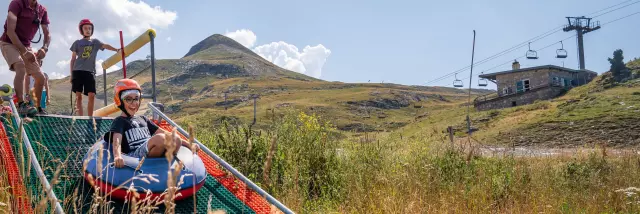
left=442, top=34, right=578, bottom=87
left=602, top=10, right=640, bottom=25
left=586, top=0, right=634, bottom=16
left=593, top=0, right=640, bottom=18
left=439, top=9, right=640, bottom=87
left=424, top=27, right=563, bottom=85
left=425, top=1, right=640, bottom=86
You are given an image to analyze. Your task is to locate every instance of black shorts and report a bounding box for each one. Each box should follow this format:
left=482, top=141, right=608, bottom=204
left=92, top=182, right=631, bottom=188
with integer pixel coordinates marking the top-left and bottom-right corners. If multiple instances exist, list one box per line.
left=71, top=70, right=96, bottom=96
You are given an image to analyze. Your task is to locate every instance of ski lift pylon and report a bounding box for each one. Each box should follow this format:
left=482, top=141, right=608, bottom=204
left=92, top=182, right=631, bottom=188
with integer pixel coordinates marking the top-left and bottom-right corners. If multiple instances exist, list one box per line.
left=556, top=41, right=567, bottom=58
left=526, top=42, right=538, bottom=59
left=453, top=73, right=463, bottom=88
left=478, top=72, right=488, bottom=87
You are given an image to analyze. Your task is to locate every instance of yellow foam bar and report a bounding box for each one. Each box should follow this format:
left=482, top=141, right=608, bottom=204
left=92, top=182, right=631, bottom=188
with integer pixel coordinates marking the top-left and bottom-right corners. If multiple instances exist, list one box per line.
left=101, top=29, right=157, bottom=69
left=93, top=103, right=119, bottom=117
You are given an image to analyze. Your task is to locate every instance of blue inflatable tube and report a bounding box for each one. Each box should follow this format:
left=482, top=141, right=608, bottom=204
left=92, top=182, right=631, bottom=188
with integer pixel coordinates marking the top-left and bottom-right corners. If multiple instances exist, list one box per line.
left=83, top=140, right=207, bottom=201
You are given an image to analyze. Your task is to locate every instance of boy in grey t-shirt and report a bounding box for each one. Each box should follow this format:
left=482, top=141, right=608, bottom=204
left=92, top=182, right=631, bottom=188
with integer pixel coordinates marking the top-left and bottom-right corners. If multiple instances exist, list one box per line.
left=69, top=19, right=119, bottom=116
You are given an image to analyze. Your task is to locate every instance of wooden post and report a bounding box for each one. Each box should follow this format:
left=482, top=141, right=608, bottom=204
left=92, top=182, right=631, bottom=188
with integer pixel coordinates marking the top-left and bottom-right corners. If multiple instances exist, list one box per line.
left=448, top=126, right=454, bottom=146
left=224, top=91, right=228, bottom=110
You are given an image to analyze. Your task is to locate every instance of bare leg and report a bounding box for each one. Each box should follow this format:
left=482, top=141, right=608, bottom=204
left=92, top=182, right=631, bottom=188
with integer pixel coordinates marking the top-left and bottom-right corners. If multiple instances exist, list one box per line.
left=12, top=62, right=26, bottom=103
left=146, top=133, right=182, bottom=158
left=75, top=92, right=83, bottom=116
left=24, top=55, right=44, bottom=109
left=88, top=92, right=95, bottom=117
left=30, top=71, right=44, bottom=109
left=22, top=74, right=29, bottom=103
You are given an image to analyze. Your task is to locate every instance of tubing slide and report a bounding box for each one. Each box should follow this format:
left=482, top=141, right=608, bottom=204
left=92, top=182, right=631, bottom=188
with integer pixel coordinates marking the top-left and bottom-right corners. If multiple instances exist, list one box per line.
left=0, top=29, right=293, bottom=214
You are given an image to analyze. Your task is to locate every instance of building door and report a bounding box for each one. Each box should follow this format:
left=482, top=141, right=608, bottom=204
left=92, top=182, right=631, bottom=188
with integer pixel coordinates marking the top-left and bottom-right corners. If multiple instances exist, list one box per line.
left=516, top=81, right=524, bottom=93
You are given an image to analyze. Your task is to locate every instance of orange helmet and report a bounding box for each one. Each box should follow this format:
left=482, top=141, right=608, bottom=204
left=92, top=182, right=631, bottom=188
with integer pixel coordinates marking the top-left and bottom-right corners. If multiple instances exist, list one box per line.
left=113, top=79, right=142, bottom=107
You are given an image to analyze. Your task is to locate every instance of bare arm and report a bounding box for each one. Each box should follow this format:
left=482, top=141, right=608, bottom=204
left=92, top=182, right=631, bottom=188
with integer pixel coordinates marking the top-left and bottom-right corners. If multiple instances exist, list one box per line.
left=69, top=52, right=76, bottom=79
left=23, top=75, right=29, bottom=97
left=102, top=44, right=119, bottom=52
left=112, top=133, right=123, bottom=158
left=45, top=77, right=49, bottom=95
left=6, top=12, right=27, bottom=55
left=40, top=24, right=50, bottom=51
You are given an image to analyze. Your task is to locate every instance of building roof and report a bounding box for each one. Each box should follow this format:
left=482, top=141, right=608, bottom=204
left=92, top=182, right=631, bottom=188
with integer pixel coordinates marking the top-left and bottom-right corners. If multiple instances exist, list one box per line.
left=479, top=65, right=597, bottom=80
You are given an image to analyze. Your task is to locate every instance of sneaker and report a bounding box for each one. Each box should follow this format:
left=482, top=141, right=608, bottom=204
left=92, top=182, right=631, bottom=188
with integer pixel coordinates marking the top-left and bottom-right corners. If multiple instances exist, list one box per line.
left=17, top=102, right=37, bottom=117
left=37, top=107, right=48, bottom=115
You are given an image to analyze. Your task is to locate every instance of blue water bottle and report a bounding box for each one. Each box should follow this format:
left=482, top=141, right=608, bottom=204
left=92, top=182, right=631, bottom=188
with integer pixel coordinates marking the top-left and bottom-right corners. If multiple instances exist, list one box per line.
left=41, top=90, right=47, bottom=109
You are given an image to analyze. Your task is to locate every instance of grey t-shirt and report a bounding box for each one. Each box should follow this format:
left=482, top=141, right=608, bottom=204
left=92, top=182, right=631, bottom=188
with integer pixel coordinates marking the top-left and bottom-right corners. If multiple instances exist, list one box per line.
left=70, top=38, right=105, bottom=74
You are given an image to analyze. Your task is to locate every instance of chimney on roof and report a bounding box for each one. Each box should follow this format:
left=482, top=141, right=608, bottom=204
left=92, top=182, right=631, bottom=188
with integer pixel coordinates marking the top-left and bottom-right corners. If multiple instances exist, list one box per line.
left=512, top=60, right=520, bottom=70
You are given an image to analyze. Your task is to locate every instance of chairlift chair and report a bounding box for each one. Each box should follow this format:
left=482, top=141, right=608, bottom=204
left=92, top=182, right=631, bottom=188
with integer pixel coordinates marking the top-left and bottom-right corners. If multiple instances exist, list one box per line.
left=556, top=41, right=567, bottom=59
left=478, top=72, right=488, bottom=87
left=453, top=73, right=464, bottom=88
left=526, top=42, right=538, bottom=59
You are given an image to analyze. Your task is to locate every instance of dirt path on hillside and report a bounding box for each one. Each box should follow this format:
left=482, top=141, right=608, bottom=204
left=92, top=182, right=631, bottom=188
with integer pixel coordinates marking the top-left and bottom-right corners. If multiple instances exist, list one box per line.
left=452, top=137, right=640, bottom=158
left=475, top=145, right=639, bottom=158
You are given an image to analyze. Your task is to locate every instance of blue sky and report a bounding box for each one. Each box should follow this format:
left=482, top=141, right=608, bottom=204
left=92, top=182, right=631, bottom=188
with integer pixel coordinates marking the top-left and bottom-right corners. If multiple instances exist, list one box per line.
left=0, top=0, right=639, bottom=90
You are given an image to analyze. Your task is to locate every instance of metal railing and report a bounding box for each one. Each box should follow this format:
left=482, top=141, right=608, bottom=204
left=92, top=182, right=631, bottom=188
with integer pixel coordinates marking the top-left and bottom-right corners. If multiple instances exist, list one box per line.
left=8, top=101, right=65, bottom=214
left=473, top=83, right=564, bottom=105
left=147, top=102, right=294, bottom=214
left=103, top=30, right=157, bottom=106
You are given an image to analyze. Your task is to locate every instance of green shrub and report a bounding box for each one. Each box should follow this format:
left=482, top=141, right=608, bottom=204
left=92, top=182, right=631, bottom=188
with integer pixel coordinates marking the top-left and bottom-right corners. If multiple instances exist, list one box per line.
left=194, top=109, right=344, bottom=210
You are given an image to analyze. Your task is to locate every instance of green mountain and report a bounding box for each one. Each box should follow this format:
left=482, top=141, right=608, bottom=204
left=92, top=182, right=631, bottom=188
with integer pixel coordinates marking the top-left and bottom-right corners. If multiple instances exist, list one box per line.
left=46, top=34, right=492, bottom=134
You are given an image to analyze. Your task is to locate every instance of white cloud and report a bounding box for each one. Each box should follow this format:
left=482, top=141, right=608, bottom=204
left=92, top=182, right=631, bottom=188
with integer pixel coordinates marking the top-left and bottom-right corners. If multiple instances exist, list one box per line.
left=49, top=0, right=177, bottom=50
left=253, top=41, right=331, bottom=78
left=223, top=29, right=332, bottom=78
left=166, top=37, right=172, bottom=42
left=48, top=72, right=66, bottom=80
left=56, top=59, right=71, bottom=69
left=96, top=59, right=121, bottom=74
left=225, top=29, right=257, bottom=48
left=0, top=0, right=178, bottom=85
left=0, top=64, right=15, bottom=86
left=25, top=0, right=179, bottom=80
left=300, top=45, right=332, bottom=78
left=103, top=0, right=178, bottom=39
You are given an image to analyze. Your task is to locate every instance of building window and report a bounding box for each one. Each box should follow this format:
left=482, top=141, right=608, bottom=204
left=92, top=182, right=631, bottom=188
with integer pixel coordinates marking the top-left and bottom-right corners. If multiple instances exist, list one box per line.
left=552, top=77, right=560, bottom=86
left=516, top=79, right=530, bottom=93
left=503, top=87, right=509, bottom=95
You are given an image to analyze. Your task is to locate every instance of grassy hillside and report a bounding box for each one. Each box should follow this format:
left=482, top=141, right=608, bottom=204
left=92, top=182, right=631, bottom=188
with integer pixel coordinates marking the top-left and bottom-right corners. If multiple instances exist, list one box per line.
left=45, top=33, right=638, bottom=148
left=393, top=58, right=640, bottom=149
left=6, top=31, right=640, bottom=213
left=45, top=34, right=491, bottom=134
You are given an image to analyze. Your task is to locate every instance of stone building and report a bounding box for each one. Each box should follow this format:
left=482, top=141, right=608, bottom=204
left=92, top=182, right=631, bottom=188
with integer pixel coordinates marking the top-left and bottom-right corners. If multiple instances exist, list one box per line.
left=474, top=60, right=598, bottom=111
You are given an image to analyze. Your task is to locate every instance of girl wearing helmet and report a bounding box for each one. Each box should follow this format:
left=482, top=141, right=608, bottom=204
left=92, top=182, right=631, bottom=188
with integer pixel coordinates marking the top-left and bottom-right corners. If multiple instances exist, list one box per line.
left=69, top=19, right=120, bottom=116
left=106, top=79, right=199, bottom=168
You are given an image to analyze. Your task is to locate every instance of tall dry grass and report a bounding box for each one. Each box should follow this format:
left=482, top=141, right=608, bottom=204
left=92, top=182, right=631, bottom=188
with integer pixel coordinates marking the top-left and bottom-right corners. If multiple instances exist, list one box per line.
left=0, top=116, right=229, bottom=214
left=0, top=164, right=10, bottom=213
left=185, top=107, right=640, bottom=213
left=2, top=107, right=640, bottom=213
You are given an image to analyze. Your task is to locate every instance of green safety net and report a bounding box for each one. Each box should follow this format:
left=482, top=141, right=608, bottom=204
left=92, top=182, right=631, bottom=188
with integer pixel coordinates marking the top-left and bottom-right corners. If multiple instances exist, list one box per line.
left=2, top=115, right=255, bottom=214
